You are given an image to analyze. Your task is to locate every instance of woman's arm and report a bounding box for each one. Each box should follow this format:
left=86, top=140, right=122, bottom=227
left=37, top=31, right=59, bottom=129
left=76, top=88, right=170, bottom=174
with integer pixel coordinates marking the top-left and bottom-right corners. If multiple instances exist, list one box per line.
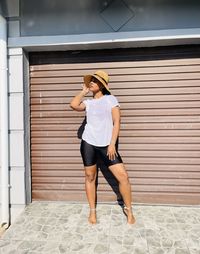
left=110, top=107, right=120, bottom=145
left=70, top=84, right=89, bottom=111
left=107, top=106, right=121, bottom=160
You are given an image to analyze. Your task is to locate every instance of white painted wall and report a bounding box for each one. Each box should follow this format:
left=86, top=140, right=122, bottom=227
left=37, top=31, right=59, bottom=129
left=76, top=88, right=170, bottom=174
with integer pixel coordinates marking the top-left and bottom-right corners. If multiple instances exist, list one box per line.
left=9, top=48, right=26, bottom=223
left=0, top=48, right=26, bottom=224
left=0, top=1, right=26, bottom=223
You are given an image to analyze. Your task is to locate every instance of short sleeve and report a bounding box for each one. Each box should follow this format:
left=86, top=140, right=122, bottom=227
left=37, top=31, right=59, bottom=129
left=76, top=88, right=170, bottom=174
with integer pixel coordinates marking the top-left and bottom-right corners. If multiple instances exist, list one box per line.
left=82, top=99, right=90, bottom=110
left=108, top=95, right=120, bottom=108
left=82, top=100, right=87, bottom=106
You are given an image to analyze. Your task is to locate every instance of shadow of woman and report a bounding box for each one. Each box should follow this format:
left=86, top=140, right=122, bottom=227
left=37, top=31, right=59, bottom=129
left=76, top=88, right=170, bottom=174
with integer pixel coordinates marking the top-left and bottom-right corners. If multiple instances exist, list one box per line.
left=96, top=157, right=124, bottom=207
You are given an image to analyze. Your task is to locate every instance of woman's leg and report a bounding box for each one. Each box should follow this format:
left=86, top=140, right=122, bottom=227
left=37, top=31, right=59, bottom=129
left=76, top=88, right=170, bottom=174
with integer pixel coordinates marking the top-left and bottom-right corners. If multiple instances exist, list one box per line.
left=85, top=164, right=97, bottom=224
left=109, top=163, right=135, bottom=224
left=80, top=140, right=98, bottom=223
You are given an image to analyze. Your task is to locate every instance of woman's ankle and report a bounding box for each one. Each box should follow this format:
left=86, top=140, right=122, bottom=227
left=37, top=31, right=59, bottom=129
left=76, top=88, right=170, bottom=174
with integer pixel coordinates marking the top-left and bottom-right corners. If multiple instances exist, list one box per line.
left=124, top=205, right=132, bottom=211
left=88, top=208, right=97, bottom=224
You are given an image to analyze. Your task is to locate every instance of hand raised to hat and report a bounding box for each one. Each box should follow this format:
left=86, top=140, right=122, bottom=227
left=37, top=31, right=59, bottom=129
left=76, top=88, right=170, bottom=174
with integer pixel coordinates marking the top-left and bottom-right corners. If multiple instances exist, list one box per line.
left=81, top=84, right=90, bottom=96
left=70, top=84, right=89, bottom=111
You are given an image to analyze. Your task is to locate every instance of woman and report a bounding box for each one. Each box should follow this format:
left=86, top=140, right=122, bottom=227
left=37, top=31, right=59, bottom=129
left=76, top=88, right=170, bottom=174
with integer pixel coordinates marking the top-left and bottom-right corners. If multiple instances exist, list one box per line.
left=70, top=70, right=135, bottom=224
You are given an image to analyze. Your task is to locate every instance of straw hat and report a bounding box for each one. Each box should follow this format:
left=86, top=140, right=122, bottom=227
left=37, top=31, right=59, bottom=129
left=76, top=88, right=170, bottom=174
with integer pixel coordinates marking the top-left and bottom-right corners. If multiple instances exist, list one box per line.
left=83, top=70, right=110, bottom=94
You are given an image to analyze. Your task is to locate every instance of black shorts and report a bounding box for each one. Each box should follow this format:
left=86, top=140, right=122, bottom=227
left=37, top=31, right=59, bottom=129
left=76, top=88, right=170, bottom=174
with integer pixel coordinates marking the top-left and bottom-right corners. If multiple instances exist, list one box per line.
left=80, top=139, right=123, bottom=167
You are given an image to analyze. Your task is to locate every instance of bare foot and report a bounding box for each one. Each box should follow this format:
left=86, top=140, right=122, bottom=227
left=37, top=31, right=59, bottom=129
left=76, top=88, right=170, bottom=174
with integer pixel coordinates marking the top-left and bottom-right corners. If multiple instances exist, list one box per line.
left=123, top=206, right=136, bottom=224
left=88, top=209, right=97, bottom=224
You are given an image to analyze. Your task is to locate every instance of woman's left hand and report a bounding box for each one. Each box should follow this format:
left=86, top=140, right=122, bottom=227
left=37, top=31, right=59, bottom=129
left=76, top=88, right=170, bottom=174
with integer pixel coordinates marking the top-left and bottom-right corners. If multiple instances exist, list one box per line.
left=107, top=144, right=117, bottom=161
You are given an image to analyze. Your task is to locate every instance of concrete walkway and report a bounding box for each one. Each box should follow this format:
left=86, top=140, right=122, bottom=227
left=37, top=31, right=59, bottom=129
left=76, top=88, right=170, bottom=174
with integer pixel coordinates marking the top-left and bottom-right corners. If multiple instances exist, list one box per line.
left=0, top=202, right=200, bottom=254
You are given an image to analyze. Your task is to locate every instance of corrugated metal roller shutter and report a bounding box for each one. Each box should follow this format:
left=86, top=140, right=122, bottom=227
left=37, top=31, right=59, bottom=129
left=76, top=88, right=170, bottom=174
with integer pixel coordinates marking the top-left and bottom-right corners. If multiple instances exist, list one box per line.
left=30, top=46, right=200, bottom=204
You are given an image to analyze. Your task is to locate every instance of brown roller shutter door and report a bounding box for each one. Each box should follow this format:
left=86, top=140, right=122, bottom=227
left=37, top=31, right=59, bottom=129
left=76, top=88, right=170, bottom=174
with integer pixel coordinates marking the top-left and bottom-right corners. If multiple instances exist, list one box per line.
left=30, top=46, right=200, bottom=205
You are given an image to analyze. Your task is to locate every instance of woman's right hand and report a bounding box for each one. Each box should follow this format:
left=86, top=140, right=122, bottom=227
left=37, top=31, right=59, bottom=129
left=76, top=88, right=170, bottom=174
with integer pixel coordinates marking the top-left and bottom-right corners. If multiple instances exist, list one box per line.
left=70, top=84, right=89, bottom=111
left=82, top=84, right=90, bottom=96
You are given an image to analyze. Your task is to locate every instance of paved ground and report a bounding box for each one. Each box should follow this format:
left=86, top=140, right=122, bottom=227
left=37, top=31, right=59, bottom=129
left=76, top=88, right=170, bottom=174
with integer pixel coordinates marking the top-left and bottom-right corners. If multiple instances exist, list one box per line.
left=0, top=202, right=200, bottom=254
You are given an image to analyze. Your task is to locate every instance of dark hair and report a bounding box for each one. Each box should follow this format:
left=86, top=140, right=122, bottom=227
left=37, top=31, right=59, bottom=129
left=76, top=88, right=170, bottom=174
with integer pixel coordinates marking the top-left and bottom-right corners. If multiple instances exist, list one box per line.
left=102, top=87, right=111, bottom=95
left=94, top=77, right=110, bottom=95
left=97, top=82, right=110, bottom=95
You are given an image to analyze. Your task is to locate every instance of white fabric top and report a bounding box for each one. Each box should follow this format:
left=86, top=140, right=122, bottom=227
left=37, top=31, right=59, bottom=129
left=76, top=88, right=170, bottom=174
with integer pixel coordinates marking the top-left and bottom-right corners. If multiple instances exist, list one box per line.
left=82, top=95, right=120, bottom=146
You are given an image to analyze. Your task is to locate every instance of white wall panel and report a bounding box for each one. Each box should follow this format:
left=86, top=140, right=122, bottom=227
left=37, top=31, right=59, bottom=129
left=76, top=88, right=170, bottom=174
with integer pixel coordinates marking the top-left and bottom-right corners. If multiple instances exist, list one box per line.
left=9, top=131, right=24, bottom=167
left=10, top=168, right=25, bottom=204
left=9, top=94, right=24, bottom=130
left=8, top=55, right=23, bottom=93
left=10, top=204, right=26, bottom=223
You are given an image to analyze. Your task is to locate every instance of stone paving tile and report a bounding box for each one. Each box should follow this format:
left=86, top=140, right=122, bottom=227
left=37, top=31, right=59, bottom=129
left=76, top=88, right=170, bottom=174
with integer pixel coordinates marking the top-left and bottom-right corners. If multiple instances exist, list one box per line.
left=189, top=250, right=200, bottom=254
left=148, top=246, right=191, bottom=254
left=1, top=202, right=200, bottom=253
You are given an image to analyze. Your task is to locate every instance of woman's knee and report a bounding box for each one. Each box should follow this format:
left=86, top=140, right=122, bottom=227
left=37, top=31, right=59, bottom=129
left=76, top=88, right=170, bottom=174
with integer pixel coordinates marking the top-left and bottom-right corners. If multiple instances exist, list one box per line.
left=85, top=165, right=97, bottom=183
left=119, top=172, right=129, bottom=184
left=85, top=173, right=96, bottom=183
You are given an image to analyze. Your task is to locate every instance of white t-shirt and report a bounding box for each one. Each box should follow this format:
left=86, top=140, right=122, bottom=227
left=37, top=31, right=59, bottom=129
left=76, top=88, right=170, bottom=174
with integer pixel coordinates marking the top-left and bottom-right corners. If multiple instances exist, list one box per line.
left=82, top=95, right=120, bottom=147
